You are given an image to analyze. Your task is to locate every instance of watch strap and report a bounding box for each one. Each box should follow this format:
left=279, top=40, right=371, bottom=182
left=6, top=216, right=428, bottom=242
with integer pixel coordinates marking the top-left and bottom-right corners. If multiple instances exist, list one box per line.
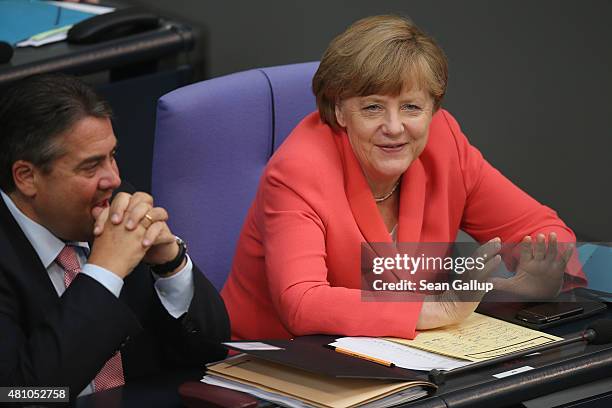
left=151, top=237, right=187, bottom=276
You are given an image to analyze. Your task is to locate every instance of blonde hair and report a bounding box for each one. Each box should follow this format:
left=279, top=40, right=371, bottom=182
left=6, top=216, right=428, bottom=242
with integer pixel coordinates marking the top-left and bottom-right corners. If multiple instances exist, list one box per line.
left=312, top=15, right=448, bottom=131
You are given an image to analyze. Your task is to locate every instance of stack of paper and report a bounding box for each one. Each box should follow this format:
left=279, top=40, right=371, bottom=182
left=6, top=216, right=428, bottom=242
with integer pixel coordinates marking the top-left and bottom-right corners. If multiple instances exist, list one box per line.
left=328, top=313, right=562, bottom=373
left=205, top=355, right=429, bottom=408
left=203, top=313, right=563, bottom=407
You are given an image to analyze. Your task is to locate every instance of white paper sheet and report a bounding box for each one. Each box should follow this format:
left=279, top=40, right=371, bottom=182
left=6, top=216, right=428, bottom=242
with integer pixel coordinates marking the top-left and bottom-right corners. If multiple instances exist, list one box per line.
left=223, top=341, right=284, bottom=351
left=46, top=1, right=114, bottom=15
left=331, top=337, right=471, bottom=371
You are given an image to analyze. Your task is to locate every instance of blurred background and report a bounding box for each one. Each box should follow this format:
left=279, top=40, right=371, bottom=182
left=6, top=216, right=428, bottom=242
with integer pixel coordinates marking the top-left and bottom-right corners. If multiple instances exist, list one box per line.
left=3, top=0, right=611, bottom=240
left=127, top=0, right=612, bottom=240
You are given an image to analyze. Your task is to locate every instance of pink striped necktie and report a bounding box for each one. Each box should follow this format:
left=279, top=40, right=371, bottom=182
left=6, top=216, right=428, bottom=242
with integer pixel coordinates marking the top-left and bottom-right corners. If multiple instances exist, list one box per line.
left=56, top=245, right=125, bottom=391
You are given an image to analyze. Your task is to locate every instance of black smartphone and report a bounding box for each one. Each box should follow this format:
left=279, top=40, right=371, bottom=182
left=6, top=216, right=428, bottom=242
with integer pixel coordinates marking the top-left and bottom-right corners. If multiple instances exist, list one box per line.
left=515, top=302, right=584, bottom=324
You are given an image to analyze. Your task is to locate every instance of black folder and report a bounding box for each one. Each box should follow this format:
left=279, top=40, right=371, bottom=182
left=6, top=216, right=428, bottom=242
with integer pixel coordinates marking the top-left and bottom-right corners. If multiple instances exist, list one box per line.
left=223, top=335, right=435, bottom=384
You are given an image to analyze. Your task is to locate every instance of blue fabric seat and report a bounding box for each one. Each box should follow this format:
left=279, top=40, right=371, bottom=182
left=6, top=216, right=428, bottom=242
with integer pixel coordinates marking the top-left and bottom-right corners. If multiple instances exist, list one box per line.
left=152, top=62, right=319, bottom=289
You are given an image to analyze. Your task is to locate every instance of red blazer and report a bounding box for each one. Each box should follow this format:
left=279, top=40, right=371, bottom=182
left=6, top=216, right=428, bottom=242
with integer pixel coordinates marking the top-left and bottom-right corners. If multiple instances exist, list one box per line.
left=221, top=110, right=584, bottom=340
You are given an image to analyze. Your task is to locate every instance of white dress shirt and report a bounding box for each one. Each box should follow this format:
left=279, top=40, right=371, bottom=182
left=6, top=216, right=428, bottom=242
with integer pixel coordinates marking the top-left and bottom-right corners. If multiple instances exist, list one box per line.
left=1, top=190, right=195, bottom=395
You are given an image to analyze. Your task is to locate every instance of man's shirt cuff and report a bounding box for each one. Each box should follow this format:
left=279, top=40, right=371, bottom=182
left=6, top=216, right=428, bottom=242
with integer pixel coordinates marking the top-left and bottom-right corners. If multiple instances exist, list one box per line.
left=152, top=255, right=195, bottom=318
left=81, top=264, right=124, bottom=297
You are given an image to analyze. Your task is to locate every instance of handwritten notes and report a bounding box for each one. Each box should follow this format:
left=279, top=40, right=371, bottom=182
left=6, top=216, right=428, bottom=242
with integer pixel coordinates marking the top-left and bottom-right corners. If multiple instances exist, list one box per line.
left=387, top=313, right=563, bottom=361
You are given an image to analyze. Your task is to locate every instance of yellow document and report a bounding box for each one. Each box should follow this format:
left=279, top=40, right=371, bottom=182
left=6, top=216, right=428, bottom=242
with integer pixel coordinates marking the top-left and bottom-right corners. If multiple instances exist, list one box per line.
left=387, top=313, right=563, bottom=361
left=207, top=355, right=432, bottom=408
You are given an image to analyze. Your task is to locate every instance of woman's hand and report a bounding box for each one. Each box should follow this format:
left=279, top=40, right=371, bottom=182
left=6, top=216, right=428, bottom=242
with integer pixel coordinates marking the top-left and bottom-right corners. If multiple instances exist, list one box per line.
left=490, top=232, right=573, bottom=300
left=416, top=238, right=502, bottom=329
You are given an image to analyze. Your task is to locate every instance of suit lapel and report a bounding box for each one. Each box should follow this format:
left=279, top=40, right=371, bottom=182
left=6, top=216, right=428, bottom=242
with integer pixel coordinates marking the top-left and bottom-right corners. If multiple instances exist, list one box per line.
left=334, top=131, right=428, bottom=245
left=334, top=132, right=391, bottom=245
left=0, top=196, right=60, bottom=311
left=397, top=159, right=427, bottom=243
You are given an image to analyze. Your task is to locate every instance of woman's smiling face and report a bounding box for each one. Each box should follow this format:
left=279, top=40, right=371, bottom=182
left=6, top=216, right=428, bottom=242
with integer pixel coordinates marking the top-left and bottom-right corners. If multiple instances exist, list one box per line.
left=335, top=87, right=434, bottom=192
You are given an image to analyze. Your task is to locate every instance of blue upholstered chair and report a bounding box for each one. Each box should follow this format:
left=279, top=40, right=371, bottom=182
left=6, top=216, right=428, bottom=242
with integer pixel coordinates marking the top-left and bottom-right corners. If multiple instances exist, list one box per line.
left=151, top=62, right=319, bottom=290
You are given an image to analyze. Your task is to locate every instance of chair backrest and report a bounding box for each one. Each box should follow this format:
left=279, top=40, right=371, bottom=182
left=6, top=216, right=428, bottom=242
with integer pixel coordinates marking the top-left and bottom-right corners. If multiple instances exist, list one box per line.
left=152, top=62, right=319, bottom=289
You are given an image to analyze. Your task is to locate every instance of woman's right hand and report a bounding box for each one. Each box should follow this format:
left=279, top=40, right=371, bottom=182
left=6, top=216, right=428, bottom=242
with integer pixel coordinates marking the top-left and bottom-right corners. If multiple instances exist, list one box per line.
left=416, top=238, right=502, bottom=330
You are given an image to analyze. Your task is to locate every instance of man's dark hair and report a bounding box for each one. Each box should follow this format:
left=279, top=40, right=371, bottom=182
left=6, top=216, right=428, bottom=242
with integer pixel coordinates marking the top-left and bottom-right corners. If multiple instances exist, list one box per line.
left=0, top=73, right=112, bottom=192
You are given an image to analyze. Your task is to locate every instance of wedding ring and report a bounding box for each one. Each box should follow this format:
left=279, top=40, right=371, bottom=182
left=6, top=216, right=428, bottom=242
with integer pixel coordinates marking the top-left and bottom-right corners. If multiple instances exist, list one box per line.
left=143, top=213, right=154, bottom=228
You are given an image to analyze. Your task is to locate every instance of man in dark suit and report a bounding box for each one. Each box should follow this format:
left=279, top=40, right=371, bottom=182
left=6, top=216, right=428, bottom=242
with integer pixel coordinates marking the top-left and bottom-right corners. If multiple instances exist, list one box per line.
left=0, top=74, right=229, bottom=397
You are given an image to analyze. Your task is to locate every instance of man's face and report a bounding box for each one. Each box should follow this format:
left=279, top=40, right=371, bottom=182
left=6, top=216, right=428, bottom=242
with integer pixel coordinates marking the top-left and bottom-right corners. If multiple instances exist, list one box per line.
left=30, top=116, right=121, bottom=241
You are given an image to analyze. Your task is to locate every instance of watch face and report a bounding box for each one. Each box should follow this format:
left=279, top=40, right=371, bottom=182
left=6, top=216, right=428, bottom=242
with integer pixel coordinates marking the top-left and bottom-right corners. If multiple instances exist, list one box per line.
left=175, top=236, right=187, bottom=251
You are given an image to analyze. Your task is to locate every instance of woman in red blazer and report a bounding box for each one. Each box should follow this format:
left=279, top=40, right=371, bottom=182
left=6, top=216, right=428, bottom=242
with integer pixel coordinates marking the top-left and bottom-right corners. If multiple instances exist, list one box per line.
left=221, top=15, right=585, bottom=340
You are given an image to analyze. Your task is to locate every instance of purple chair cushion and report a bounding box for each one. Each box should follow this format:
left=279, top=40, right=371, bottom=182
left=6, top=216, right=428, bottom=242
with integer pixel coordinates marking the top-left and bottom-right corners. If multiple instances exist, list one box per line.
left=152, top=62, right=318, bottom=289
left=260, top=64, right=320, bottom=150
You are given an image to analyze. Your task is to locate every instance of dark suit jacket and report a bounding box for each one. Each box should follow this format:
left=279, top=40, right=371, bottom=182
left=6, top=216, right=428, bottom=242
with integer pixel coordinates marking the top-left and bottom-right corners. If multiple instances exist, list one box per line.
left=0, top=196, right=230, bottom=395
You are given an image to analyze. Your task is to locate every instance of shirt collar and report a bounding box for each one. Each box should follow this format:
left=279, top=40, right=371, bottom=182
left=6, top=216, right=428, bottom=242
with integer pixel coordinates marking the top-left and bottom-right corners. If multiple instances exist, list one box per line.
left=0, top=189, right=89, bottom=269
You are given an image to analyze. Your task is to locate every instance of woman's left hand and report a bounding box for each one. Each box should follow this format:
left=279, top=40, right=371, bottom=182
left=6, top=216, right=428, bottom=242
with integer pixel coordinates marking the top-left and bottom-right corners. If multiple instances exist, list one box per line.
left=491, top=232, right=573, bottom=299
